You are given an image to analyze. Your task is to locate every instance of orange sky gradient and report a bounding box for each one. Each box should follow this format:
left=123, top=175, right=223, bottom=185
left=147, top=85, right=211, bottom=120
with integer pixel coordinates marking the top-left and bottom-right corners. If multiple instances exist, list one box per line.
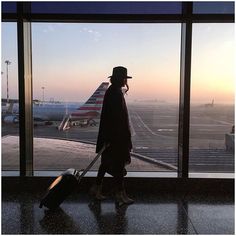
left=1, top=23, right=234, bottom=105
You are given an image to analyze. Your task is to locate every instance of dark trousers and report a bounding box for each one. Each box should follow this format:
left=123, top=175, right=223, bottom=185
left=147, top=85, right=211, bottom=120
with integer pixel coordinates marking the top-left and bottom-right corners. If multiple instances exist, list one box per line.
left=96, top=163, right=124, bottom=191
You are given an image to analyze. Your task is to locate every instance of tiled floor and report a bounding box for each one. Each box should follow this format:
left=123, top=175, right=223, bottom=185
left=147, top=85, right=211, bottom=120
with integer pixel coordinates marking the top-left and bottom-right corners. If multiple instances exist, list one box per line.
left=2, top=190, right=234, bottom=234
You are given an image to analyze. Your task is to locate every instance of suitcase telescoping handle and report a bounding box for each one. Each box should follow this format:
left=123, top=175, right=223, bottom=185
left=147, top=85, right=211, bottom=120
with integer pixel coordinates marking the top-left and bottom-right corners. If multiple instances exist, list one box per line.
left=78, top=143, right=109, bottom=181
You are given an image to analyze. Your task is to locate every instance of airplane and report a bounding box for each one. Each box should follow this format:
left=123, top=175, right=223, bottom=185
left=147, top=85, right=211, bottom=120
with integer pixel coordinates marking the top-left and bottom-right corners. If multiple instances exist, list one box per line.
left=204, top=99, right=214, bottom=108
left=2, top=82, right=109, bottom=130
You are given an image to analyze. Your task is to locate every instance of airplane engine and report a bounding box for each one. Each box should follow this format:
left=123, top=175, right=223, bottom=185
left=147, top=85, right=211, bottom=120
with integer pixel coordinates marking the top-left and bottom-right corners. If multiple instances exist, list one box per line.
left=4, top=115, right=19, bottom=124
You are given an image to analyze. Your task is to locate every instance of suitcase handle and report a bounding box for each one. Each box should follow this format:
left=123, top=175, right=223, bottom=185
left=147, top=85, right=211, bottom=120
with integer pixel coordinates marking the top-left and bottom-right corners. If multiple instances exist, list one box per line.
left=78, top=143, right=109, bottom=181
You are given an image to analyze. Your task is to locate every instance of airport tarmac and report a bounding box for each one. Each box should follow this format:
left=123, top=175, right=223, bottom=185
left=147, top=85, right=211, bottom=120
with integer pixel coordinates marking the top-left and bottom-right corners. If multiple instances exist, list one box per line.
left=2, top=103, right=234, bottom=173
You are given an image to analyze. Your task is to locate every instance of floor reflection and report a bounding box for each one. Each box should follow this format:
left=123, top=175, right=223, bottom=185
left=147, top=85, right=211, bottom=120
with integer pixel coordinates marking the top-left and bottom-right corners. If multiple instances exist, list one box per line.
left=20, top=201, right=34, bottom=234
left=88, top=200, right=128, bottom=234
left=2, top=191, right=234, bottom=234
left=39, top=208, right=81, bottom=234
left=177, top=200, right=191, bottom=234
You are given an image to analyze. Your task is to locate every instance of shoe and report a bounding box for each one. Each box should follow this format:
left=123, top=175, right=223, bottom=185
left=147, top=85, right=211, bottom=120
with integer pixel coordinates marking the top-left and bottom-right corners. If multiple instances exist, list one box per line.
left=122, top=191, right=134, bottom=205
left=89, top=184, right=107, bottom=201
left=115, top=191, right=126, bottom=207
left=95, top=191, right=107, bottom=201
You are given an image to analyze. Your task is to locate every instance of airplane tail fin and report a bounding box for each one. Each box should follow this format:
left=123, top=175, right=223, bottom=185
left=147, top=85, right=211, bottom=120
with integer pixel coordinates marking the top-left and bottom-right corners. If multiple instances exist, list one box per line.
left=59, top=82, right=109, bottom=130
left=76, top=82, right=109, bottom=112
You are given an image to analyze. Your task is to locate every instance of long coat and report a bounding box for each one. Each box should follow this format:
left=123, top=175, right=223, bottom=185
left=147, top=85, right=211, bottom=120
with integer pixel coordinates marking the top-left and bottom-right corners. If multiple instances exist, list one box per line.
left=96, top=84, right=132, bottom=176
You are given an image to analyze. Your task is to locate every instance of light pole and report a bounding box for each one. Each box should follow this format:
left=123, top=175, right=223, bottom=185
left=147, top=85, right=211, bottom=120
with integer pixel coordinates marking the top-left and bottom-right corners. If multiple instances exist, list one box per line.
left=41, top=86, right=45, bottom=103
left=1, top=72, right=3, bottom=100
left=5, top=60, right=11, bottom=103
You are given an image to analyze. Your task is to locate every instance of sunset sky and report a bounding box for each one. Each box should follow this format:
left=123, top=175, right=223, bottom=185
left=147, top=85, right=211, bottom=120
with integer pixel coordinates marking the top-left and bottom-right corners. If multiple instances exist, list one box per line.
left=1, top=22, right=234, bottom=104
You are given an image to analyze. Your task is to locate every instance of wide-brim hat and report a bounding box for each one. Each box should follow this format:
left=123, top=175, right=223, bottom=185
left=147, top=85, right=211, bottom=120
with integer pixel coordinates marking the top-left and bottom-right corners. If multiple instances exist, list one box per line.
left=108, top=66, right=132, bottom=79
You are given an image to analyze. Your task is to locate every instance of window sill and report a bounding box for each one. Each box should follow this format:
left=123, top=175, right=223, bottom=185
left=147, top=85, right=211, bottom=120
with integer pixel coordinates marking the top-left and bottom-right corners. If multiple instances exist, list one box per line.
left=2, top=170, right=234, bottom=179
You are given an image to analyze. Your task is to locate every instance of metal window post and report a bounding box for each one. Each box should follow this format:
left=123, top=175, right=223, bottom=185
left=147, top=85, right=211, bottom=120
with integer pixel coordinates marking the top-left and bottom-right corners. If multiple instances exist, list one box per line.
left=178, top=3, right=193, bottom=178
left=5, top=60, right=11, bottom=103
left=17, top=2, right=33, bottom=176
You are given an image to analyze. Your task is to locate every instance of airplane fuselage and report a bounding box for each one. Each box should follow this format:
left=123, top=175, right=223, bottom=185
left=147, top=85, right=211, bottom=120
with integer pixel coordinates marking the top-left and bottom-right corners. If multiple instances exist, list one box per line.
left=33, top=105, right=77, bottom=121
left=2, top=82, right=109, bottom=127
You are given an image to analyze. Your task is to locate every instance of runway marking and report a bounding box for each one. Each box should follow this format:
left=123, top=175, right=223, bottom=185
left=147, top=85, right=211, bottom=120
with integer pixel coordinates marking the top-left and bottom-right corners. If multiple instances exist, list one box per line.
left=209, top=119, right=233, bottom=125
left=194, top=163, right=233, bottom=166
left=134, top=112, right=159, bottom=136
left=129, top=115, right=136, bottom=137
left=190, top=124, right=231, bottom=127
left=136, top=146, right=149, bottom=149
left=158, top=129, right=174, bottom=132
left=192, top=116, right=233, bottom=125
left=130, top=110, right=177, bottom=140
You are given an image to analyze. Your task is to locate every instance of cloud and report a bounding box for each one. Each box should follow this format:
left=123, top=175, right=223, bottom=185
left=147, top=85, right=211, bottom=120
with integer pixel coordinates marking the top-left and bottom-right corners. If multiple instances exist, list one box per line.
left=42, top=24, right=102, bottom=41
left=81, top=27, right=102, bottom=42
left=43, top=25, right=56, bottom=33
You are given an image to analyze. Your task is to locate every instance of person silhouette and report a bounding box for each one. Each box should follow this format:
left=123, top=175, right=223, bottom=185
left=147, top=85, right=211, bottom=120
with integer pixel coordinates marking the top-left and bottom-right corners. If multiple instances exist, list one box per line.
left=91, top=66, right=134, bottom=206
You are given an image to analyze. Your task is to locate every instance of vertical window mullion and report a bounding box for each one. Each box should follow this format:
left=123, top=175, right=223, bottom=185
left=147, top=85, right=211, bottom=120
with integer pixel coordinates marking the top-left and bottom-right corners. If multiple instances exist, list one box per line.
left=178, top=3, right=193, bottom=178
left=17, top=2, right=33, bottom=176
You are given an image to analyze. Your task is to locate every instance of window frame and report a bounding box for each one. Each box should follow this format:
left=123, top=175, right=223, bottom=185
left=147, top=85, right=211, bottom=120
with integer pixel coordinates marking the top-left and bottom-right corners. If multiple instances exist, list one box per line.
left=1, top=1, right=234, bottom=177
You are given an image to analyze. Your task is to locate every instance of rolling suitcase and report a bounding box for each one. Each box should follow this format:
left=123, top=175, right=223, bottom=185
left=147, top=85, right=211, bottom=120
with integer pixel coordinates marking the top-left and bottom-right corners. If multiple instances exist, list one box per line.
left=39, top=144, right=107, bottom=209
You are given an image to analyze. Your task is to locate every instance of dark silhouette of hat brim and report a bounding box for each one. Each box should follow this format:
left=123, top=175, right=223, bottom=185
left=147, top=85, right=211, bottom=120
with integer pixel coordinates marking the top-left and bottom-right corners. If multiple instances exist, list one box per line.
left=108, top=66, right=132, bottom=79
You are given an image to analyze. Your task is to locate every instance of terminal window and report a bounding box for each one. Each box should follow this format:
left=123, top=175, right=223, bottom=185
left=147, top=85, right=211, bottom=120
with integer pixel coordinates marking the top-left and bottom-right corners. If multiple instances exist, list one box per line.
left=31, top=23, right=181, bottom=173
left=190, top=23, right=234, bottom=173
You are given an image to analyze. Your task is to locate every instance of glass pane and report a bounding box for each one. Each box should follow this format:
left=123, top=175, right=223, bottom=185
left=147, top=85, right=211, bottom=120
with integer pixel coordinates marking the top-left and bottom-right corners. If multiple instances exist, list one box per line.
left=1, top=22, right=19, bottom=172
left=190, top=23, right=234, bottom=174
left=193, top=2, right=234, bottom=14
left=2, top=2, right=17, bottom=14
left=32, top=23, right=181, bottom=173
left=31, top=2, right=182, bottom=14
